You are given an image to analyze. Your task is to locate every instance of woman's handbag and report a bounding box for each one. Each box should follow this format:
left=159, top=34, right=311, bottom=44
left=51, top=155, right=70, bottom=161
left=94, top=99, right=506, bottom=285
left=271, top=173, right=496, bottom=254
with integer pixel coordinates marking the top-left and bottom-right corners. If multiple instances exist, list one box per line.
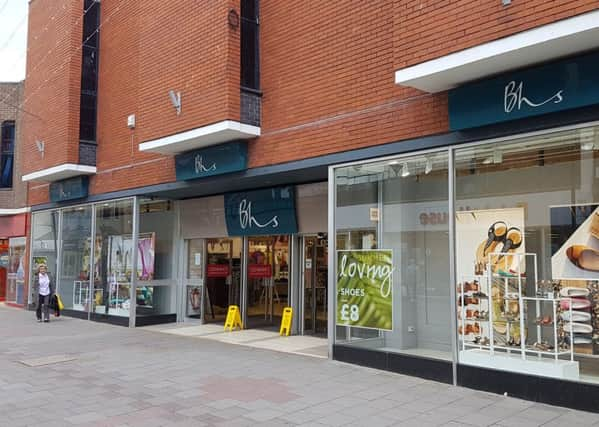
left=56, top=294, right=65, bottom=310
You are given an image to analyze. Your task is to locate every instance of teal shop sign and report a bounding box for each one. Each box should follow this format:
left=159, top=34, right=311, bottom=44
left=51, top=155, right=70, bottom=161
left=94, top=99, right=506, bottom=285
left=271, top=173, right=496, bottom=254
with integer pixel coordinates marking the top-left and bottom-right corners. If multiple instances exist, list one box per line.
left=49, top=176, right=89, bottom=203
left=449, top=50, right=599, bottom=130
left=225, top=186, right=298, bottom=236
left=175, top=141, right=247, bottom=181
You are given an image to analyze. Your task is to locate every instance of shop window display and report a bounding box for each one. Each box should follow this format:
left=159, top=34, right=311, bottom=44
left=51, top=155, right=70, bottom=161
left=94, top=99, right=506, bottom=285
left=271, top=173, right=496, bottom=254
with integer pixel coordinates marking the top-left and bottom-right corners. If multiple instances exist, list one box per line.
left=30, top=211, right=59, bottom=306
left=455, top=124, right=599, bottom=383
left=94, top=200, right=134, bottom=317
left=137, top=199, right=176, bottom=316
left=58, top=206, right=93, bottom=313
left=334, top=152, right=452, bottom=360
left=7, top=237, right=26, bottom=304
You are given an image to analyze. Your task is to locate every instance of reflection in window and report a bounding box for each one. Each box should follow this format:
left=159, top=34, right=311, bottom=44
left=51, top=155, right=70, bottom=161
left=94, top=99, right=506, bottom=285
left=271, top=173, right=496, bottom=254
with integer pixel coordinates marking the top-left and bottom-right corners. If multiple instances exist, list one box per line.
left=334, top=153, right=451, bottom=360
left=0, top=121, right=15, bottom=188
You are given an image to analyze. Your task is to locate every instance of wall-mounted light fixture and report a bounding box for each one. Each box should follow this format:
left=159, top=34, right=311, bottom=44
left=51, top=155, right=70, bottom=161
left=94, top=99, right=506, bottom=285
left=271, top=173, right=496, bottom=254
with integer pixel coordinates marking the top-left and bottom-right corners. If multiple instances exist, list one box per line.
left=35, top=139, right=45, bottom=159
left=169, top=90, right=181, bottom=115
left=502, top=0, right=511, bottom=5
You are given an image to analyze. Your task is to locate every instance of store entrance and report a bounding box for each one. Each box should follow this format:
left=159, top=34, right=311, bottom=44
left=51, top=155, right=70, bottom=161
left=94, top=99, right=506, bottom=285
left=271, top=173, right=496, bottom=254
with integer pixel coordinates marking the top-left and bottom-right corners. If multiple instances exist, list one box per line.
left=204, top=238, right=242, bottom=323
left=302, top=235, right=328, bottom=336
left=246, top=235, right=290, bottom=330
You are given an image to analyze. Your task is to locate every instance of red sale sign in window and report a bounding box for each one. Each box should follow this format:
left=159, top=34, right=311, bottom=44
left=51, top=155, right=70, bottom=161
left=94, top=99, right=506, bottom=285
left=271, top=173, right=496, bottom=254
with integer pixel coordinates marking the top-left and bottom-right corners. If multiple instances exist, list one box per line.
left=248, top=264, right=272, bottom=278
left=206, top=264, right=230, bottom=278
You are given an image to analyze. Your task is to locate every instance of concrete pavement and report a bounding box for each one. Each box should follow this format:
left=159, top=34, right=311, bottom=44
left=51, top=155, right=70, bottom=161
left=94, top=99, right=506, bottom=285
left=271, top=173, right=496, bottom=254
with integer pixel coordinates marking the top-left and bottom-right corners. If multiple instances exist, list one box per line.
left=1, top=304, right=599, bottom=427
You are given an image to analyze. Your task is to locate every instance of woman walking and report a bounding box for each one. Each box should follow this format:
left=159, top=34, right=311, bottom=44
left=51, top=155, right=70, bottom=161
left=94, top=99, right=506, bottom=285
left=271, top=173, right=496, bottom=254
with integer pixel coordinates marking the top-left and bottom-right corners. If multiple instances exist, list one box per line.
left=33, top=264, right=55, bottom=323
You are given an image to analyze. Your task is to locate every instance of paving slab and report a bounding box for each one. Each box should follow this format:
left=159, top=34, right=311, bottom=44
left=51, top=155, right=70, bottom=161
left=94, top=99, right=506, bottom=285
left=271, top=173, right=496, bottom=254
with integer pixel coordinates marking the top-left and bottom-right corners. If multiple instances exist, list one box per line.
left=1, top=305, right=599, bottom=427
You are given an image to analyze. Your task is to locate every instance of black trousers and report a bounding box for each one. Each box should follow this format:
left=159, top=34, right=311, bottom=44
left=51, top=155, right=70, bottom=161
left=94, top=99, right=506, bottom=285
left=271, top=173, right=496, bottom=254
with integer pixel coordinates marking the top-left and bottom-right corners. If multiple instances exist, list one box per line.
left=36, top=294, right=50, bottom=321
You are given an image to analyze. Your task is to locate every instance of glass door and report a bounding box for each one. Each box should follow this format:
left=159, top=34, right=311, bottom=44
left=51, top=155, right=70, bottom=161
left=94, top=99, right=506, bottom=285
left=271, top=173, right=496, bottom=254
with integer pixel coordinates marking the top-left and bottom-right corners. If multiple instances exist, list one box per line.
left=303, top=235, right=328, bottom=336
left=246, top=235, right=290, bottom=329
left=7, top=237, right=26, bottom=304
left=185, top=239, right=204, bottom=319
left=204, top=238, right=242, bottom=323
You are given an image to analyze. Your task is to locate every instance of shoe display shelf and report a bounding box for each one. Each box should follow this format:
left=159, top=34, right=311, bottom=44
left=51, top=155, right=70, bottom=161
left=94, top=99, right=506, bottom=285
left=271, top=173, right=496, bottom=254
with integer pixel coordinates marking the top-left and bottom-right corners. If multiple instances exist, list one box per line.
left=73, top=280, right=104, bottom=313
left=459, top=275, right=490, bottom=351
left=459, top=252, right=579, bottom=380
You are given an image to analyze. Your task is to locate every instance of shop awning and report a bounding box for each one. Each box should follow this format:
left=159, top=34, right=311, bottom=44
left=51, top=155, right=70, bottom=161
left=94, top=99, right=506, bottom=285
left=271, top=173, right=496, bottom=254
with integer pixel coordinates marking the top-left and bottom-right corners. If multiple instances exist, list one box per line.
left=394, top=10, right=599, bottom=93
left=138, top=120, right=260, bottom=155
left=22, top=163, right=96, bottom=183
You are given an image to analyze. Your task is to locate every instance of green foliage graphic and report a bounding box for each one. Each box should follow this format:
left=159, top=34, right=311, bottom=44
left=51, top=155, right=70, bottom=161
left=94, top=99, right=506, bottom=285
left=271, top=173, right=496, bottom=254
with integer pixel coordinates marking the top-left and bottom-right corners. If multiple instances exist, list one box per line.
left=336, top=250, right=393, bottom=330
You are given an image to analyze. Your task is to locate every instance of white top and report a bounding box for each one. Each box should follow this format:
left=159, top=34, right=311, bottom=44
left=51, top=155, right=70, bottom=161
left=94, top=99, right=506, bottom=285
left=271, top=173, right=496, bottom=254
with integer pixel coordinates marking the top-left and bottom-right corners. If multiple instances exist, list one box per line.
left=39, top=273, right=50, bottom=296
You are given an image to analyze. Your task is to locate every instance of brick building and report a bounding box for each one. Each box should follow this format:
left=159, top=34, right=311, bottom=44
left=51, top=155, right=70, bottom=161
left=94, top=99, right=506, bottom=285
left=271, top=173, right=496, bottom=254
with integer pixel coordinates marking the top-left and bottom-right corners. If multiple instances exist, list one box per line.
left=0, top=81, right=28, bottom=306
left=19, top=0, right=599, bottom=410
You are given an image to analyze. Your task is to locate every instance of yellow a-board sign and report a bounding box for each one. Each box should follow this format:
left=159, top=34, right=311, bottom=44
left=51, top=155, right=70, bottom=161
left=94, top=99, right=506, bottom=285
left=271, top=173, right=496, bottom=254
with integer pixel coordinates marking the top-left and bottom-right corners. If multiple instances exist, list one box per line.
left=224, top=305, right=243, bottom=331
left=279, top=307, right=293, bottom=336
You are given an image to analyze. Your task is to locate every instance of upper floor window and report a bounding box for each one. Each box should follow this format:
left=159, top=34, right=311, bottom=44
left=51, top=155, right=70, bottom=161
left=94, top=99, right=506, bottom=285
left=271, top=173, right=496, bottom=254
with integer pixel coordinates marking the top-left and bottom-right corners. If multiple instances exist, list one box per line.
left=79, top=0, right=100, bottom=144
left=241, top=0, right=259, bottom=90
left=1, top=121, right=15, bottom=188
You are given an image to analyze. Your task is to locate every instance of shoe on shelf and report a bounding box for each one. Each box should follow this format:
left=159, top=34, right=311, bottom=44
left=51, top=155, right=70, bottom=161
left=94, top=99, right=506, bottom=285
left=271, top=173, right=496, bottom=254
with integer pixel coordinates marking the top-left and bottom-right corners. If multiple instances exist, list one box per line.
left=560, top=287, right=590, bottom=297
left=561, top=311, right=591, bottom=322
left=566, top=245, right=599, bottom=272
left=564, top=322, right=593, bottom=334
left=560, top=298, right=591, bottom=310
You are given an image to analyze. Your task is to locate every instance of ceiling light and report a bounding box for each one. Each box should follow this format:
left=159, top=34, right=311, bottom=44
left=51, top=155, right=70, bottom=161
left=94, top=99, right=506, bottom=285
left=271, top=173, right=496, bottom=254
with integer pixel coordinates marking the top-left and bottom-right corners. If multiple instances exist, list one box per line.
left=401, top=162, right=410, bottom=178
left=481, top=147, right=502, bottom=164
left=424, top=156, right=433, bottom=174
left=581, top=141, right=595, bottom=151
left=388, top=160, right=399, bottom=165
left=492, top=148, right=503, bottom=164
left=579, top=128, right=595, bottom=151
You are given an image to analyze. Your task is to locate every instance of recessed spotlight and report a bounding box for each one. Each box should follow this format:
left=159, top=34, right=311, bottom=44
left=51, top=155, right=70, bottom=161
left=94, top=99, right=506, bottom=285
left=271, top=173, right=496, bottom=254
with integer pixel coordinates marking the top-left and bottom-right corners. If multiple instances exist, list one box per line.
left=401, top=163, right=410, bottom=178
left=424, top=156, right=433, bottom=174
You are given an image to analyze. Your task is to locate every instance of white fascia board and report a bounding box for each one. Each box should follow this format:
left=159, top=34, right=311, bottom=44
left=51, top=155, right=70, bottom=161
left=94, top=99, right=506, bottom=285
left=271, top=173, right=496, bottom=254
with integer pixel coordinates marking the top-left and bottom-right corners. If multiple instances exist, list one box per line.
left=21, top=163, right=97, bottom=182
left=394, top=10, right=599, bottom=92
left=0, top=207, right=30, bottom=216
left=138, top=120, right=261, bottom=155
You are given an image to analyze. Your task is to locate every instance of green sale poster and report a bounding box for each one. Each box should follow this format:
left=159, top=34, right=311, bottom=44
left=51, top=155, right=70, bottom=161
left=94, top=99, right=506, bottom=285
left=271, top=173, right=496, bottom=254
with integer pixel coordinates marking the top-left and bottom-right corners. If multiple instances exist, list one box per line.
left=336, top=249, right=393, bottom=331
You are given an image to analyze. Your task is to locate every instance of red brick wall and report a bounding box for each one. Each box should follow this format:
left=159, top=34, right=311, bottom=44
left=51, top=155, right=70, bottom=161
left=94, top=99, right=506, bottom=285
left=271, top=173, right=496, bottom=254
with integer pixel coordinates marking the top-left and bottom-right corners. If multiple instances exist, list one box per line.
left=23, top=2, right=599, bottom=204
left=249, top=1, right=599, bottom=167
left=20, top=0, right=83, bottom=178
left=395, top=0, right=599, bottom=69
left=91, top=0, right=240, bottom=194
left=0, top=82, right=27, bottom=209
left=248, top=1, right=448, bottom=167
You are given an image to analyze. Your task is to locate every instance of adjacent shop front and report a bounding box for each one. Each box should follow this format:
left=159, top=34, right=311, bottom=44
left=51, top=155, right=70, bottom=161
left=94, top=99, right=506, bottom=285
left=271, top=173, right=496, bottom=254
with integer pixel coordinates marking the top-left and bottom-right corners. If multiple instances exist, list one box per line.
left=0, top=212, right=28, bottom=306
left=331, top=50, right=599, bottom=410
left=30, top=195, right=178, bottom=327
